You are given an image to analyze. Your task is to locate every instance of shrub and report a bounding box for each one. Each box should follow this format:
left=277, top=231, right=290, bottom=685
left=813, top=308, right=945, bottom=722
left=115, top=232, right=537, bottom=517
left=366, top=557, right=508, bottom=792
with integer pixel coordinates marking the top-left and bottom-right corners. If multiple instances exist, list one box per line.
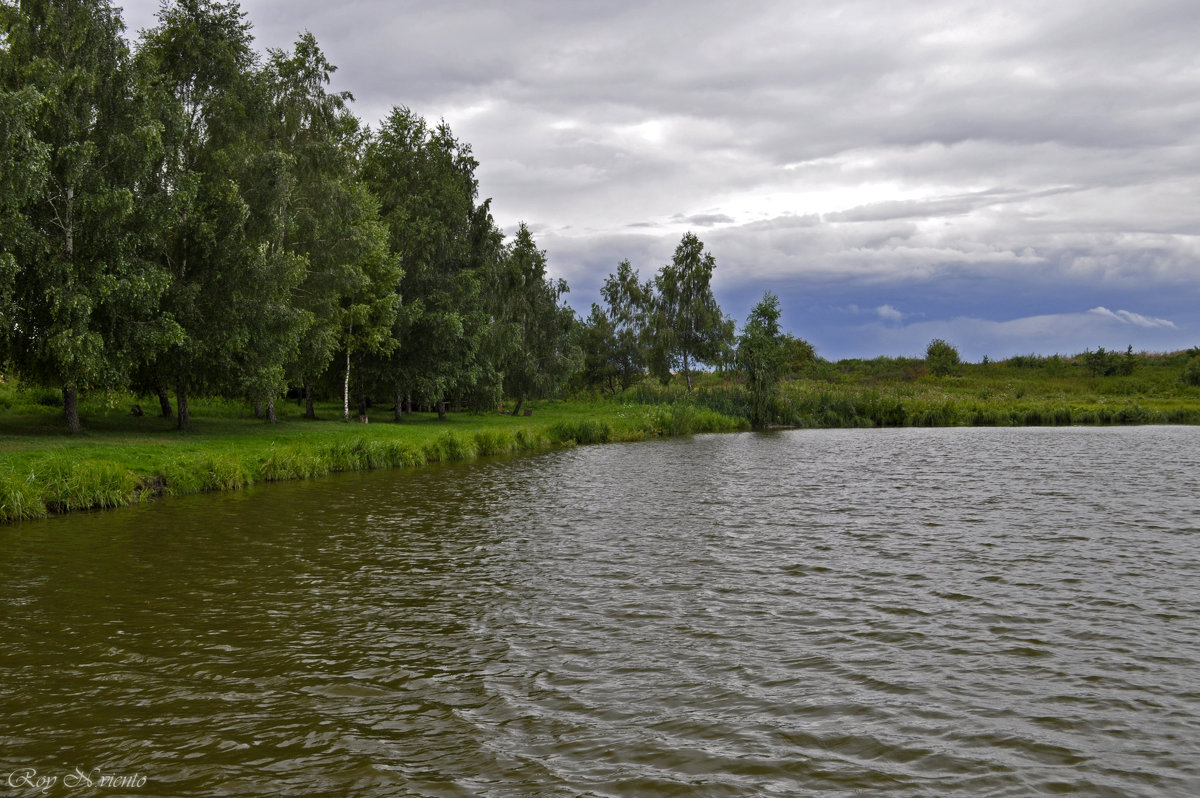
left=1182, top=358, right=1200, bottom=387
left=926, top=339, right=961, bottom=377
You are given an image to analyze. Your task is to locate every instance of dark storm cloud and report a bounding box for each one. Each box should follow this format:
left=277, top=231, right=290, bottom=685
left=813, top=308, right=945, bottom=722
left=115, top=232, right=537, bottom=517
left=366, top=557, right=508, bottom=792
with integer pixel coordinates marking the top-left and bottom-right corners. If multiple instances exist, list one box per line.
left=117, top=0, right=1200, bottom=356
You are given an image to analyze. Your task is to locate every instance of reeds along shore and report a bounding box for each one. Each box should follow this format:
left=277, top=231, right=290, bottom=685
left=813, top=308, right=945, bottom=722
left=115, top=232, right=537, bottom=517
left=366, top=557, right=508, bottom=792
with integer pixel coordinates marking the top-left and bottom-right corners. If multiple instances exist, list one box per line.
left=0, top=397, right=745, bottom=523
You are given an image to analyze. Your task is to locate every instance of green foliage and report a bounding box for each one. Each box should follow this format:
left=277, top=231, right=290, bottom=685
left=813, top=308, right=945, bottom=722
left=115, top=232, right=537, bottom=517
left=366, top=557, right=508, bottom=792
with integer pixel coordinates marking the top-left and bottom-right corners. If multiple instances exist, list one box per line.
left=737, top=291, right=786, bottom=428
left=139, top=0, right=303, bottom=429
left=578, top=260, right=653, bottom=394
left=472, top=428, right=514, bottom=457
left=2, top=1, right=577, bottom=435
left=496, top=224, right=578, bottom=410
left=643, top=403, right=744, bottom=436
left=0, top=84, right=49, bottom=345
left=925, top=339, right=961, bottom=377
left=781, top=334, right=816, bottom=375
left=361, top=108, right=488, bottom=412
left=1083, top=346, right=1137, bottom=377
left=0, top=469, right=45, bottom=521
left=1183, top=358, right=1200, bottom=387
left=1, top=0, right=179, bottom=430
left=649, top=233, right=735, bottom=391
left=548, top=418, right=613, bottom=445
left=265, top=33, right=400, bottom=417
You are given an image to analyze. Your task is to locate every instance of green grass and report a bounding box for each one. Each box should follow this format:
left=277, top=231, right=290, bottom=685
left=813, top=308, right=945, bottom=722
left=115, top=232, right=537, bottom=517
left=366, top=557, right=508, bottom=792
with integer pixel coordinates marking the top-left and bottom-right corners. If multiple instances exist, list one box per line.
left=0, top=384, right=746, bottom=524
left=624, top=349, right=1200, bottom=429
left=769, top=350, right=1200, bottom=428
left=3, top=348, right=1197, bottom=523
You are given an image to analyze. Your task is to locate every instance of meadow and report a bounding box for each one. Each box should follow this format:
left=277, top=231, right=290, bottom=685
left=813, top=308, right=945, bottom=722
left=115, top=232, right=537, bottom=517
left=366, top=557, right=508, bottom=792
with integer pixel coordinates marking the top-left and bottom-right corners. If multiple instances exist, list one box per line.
left=633, top=349, right=1200, bottom=428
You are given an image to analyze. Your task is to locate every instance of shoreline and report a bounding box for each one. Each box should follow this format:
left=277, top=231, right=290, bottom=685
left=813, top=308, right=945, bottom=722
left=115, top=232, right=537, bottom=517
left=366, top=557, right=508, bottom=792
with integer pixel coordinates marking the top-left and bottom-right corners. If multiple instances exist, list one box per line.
left=3, top=383, right=1199, bottom=524
left=0, top=401, right=747, bottom=524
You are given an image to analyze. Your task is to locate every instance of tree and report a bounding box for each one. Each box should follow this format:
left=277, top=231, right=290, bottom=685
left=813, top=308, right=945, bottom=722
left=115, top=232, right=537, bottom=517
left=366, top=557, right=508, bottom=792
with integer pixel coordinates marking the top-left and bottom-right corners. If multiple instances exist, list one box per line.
left=577, top=259, right=653, bottom=395
left=264, top=33, right=398, bottom=419
left=1082, top=345, right=1136, bottom=378
left=925, top=338, right=960, bottom=377
left=577, top=303, right=619, bottom=394
left=1, top=0, right=178, bottom=431
left=499, top=223, right=576, bottom=415
left=737, top=291, right=786, bottom=428
left=139, top=0, right=307, bottom=429
left=0, top=84, right=48, bottom=357
left=1182, top=350, right=1200, bottom=387
left=361, top=108, right=486, bottom=419
left=650, top=232, right=734, bottom=391
left=602, top=259, right=652, bottom=391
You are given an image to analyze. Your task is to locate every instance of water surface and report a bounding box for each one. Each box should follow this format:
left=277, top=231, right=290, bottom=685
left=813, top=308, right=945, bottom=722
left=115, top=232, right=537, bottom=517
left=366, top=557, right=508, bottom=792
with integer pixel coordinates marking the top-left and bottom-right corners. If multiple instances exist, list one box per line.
left=2, top=426, right=1199, bottom=796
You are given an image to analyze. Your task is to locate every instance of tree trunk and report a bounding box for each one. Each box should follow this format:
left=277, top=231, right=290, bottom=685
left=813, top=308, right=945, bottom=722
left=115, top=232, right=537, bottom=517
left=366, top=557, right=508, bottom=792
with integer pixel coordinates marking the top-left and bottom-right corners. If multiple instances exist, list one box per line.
left=176, top=379, right=191, bottom=431
left=393, top=387, right=403, bottom=422
left=683, top=352, right=693, bottom=392
left=437, top=400, right=447, bottom=421
left=62, top=385, right=81, bottom=433
left=266, top=397, right=277, bottom=423
left=304, top=376, right=315, bottom=419
left=254, top=400, right=264, bottom=419
left=357, top=371, right=367, bottom=418
left=343, top=347, right=351, bottom=422
left=512, top=397, right=524, bottom=417
left=154, top=375, right=172, bottom=418
left=405, top=395, right=412, bottom=415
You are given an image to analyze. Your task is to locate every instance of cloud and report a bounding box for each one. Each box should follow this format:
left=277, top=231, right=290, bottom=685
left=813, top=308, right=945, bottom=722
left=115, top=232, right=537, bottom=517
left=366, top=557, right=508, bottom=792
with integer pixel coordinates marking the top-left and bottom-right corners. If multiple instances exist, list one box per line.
left=671, top=213, right=735, bottom=227
left=1087, top=307, right=1177, bottom=329
left=875, top=304, right=904, bottom=323
left=114, top=0, right=1200, bottom=357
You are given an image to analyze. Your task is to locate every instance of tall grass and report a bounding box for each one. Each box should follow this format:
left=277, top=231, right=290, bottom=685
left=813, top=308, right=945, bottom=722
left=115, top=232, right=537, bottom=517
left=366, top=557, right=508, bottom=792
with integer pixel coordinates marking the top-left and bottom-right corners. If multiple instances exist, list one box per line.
left=0, top=395, right=748, bottom=523
left=626, top=374, right=1199, bottom=431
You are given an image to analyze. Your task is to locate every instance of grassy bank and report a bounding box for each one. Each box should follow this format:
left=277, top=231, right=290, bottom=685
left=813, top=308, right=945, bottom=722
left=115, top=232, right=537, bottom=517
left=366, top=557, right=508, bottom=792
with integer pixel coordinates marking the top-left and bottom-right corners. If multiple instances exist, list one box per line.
left=629, top=349, right=1200, bottom=428
left=4, top=348, right=1199, bottom=523
left=0, top=387, right=746, bottom=523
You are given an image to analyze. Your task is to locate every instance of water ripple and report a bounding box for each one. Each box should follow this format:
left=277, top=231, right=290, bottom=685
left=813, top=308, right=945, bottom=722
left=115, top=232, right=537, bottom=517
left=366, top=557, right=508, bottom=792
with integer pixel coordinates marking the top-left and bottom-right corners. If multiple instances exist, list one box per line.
left=2, top=426, right=1199, bottom=796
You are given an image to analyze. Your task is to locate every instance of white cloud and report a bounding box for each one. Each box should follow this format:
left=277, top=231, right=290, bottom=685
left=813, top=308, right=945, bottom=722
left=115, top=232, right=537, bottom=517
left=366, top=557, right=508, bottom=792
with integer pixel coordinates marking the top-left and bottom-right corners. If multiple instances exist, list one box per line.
left=1087, top=307, right=1177, bottom=329
left=875, top=305, right=904, bottom=323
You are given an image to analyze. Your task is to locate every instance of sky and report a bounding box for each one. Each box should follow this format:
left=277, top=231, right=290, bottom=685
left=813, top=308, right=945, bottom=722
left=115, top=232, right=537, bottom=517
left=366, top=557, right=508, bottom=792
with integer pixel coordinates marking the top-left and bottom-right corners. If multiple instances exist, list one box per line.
left=117, top=0, right=1199, bottom=361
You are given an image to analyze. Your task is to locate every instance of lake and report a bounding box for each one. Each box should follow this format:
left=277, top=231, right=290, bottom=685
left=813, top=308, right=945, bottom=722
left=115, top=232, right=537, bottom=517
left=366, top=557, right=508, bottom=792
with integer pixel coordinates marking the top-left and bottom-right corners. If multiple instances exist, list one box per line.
left=2, top=426, right=1199, bottom=796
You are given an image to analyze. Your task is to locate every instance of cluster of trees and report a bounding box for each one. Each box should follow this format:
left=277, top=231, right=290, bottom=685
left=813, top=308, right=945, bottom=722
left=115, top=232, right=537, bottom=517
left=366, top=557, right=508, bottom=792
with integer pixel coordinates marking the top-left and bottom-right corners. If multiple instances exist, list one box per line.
left=1081, top=345, right=1137, bottom=378
left=576, top=233, right=809, bottom=421
left=0, top=0, right=575, bottom=431
left=577, top=233, right=733, bottom=395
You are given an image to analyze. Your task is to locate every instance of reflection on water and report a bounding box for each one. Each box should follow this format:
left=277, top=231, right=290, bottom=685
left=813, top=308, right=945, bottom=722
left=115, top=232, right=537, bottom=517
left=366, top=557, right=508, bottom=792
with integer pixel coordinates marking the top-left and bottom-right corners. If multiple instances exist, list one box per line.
left=2, top=426, right=1200, bottom=796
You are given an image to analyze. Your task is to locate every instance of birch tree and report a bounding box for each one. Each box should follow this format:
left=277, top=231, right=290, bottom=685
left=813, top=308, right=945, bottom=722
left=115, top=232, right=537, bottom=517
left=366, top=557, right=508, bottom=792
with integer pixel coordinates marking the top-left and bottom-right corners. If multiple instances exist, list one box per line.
left=650, top=233, right=734, bottom=391
left=1, top=0, right=177, bottom=431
